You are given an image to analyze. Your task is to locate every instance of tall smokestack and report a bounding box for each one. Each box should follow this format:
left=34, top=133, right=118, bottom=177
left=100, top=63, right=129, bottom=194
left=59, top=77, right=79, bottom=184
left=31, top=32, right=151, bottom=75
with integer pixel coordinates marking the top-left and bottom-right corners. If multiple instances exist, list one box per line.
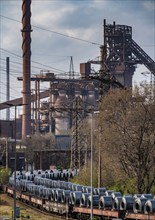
left=6, top=57, right=10, bottom=120
left=21, top=0, right=32, bottom=139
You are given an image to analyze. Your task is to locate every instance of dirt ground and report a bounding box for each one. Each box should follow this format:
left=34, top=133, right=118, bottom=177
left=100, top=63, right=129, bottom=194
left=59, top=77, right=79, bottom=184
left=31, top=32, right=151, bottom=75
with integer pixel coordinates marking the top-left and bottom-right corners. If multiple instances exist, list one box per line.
left=0, top=193, right=64, bottom=220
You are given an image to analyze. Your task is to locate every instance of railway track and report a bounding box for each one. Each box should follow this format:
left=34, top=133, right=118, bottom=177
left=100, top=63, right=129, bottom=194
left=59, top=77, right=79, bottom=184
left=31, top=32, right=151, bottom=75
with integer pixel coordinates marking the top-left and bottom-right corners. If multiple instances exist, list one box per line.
left=6, top=180, right=155, bottom=220
left=7, top=193, right=76, bottom=220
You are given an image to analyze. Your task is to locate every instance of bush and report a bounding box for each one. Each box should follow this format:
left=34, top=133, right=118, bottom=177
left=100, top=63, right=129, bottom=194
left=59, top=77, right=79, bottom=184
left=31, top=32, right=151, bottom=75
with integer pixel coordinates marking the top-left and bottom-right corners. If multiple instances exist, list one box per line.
left=0, top=167, right=10, bottom=189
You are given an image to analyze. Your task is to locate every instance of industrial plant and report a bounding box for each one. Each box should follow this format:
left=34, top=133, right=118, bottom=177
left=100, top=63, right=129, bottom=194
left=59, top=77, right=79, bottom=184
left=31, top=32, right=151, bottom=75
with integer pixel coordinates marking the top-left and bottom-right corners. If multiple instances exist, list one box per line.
left=0, top=0, right=155, bottom=171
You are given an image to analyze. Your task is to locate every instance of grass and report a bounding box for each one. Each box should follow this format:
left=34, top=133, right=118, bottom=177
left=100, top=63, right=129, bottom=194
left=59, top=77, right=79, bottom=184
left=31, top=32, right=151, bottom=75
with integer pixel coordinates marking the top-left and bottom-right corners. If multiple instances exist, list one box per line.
left=0, top=193, right=64, bottom=220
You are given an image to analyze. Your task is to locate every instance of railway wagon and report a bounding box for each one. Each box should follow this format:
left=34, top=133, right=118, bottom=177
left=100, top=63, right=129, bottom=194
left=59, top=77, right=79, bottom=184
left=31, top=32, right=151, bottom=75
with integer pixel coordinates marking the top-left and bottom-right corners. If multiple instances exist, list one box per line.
left=6, top=177, right=155, bottom=220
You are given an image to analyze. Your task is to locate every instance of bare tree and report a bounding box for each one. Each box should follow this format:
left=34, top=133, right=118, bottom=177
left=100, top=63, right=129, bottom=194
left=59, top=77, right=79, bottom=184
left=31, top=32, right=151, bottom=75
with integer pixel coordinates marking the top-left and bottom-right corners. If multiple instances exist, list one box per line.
left=23, top=133, right=56, bottom=170
left=98, top=87, right=155, bottom=193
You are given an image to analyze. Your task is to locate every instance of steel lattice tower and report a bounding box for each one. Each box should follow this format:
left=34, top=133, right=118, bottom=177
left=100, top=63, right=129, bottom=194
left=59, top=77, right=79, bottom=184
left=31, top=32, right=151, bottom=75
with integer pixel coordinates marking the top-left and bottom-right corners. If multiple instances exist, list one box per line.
left=70, top=96, right=86, bottom=170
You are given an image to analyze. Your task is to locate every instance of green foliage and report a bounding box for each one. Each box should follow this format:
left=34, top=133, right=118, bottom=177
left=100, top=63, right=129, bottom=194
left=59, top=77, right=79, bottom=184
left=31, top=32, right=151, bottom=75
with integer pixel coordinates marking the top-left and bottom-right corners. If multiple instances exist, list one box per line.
left=71, top=163, right=98, bottom=187
left=151, top=184, right=155, bottom=194
left=0, top=167, right=10, bottom=186
left=110, top=178, right=137, bottom=195
left=98, top=87, right=155, bottom=193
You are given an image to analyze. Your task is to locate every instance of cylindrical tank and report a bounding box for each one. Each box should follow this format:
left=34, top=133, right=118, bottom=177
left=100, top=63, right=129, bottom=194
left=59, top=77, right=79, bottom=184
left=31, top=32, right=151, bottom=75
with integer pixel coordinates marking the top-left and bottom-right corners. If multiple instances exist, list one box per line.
left=54, top=88, right=70, bottom=135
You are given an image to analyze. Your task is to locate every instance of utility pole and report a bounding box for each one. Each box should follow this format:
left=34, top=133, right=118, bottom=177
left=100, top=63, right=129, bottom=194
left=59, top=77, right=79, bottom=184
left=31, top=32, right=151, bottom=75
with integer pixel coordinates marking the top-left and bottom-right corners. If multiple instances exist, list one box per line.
left=5, top=138, right=8, bottom=169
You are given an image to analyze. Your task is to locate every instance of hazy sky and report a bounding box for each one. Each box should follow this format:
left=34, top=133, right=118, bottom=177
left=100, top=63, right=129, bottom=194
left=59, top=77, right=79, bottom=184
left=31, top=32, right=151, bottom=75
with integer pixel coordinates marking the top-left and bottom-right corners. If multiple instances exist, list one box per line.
left=0, top=0, right=155, bottom=119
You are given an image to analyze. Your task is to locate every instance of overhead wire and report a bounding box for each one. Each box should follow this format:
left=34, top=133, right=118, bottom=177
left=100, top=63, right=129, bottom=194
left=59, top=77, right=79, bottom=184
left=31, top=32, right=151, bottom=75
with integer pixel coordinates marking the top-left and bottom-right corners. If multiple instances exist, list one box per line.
left=1, top=14, right=154, bottom=48
left=0, top=57, right=56, bottom=73
left=0, top=48, right=69, bottom=74
left=0, top=14, right=101, bottom=46
left=0, top=79, right=22, bottom=94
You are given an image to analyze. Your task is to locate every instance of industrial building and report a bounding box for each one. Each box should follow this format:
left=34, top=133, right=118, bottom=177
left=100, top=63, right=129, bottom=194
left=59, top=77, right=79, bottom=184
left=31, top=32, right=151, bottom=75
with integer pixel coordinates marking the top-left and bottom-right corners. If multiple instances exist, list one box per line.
left=0, top=17, right=155, bottom=170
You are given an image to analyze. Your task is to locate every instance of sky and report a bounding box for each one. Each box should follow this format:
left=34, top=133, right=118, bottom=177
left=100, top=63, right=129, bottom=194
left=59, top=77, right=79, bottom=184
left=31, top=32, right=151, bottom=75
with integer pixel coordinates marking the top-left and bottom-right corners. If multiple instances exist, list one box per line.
left=0, top=0, right=155, bottom=119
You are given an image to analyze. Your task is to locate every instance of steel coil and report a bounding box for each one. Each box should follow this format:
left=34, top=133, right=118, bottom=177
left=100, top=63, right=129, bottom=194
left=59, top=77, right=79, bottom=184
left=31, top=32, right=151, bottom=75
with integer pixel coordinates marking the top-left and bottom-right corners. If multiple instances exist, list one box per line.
left=51, top=188, right=58, bottom=201
left=38, top=185, right=44, bottom=197
left=80, top=193, right=90, bottom=207
left=34, top=185, right=40, bottom=196
left=144, top=199, right=155, bottom=214
left=75, top=185, right=83, bottom=191
left=99, top=196, right=113, bottom=209
left=68, top=183, right=73, bottom=191
left=71, top=184, right=78, bottom=191
left=70, top=191, right=82, bottom=205
left=55, top=189, right=63, bottom=202
left=94, top=187, right=106, bottom=195
left=82, top=186, right=90, bottom=193
left=105, top=190, right=114, bottom=196
left=133, top=197, right=148, bottom=213
left=61, top=190, right=71, bottom=203
left=112, top=196, right=122, bottom=210
left=120, top=195, right=134, bottom=211
left=133, top=194, right=142, bottom=200
left=87, top=195, right=100, bottom=208
left=111, top=192, right=122, bottom=199
left=141, top=194, right=153, bottom=199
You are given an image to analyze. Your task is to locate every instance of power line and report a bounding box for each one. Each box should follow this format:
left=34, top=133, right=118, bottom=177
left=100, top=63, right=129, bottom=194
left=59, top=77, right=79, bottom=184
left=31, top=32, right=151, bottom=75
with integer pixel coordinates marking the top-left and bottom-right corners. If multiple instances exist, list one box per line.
left=0, top=48, right=68, bottom=74
left=0, top=14, right=101, bottom=46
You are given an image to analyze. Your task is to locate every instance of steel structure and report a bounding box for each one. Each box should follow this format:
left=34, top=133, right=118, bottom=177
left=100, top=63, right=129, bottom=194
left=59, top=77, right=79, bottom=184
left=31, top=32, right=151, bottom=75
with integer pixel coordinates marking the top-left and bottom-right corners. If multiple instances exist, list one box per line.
left=89, top=19, right=155, bottom=88
left=104, top=19, right=155, bottom=86
left=1, top=19, right=155, bottom=170
left=70, top=96, right=86, bottom=170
